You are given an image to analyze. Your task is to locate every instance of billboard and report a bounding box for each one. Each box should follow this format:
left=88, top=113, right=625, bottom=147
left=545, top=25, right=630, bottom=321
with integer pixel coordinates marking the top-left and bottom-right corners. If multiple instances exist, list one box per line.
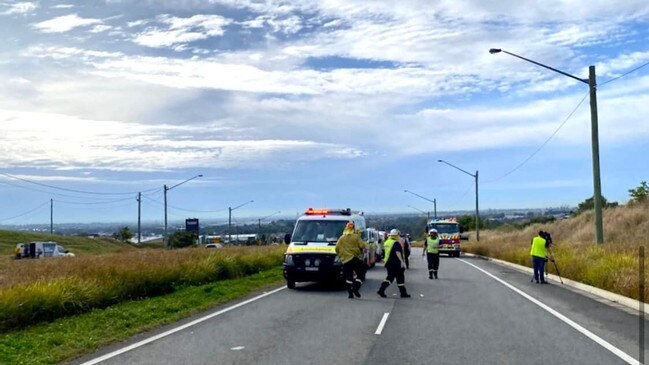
left=185, top=218, right=199, bottom=235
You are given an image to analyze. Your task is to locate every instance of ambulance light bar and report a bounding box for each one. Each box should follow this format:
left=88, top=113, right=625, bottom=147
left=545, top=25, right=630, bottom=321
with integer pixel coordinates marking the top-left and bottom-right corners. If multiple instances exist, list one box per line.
left=305, top=208, right=352, bottom=216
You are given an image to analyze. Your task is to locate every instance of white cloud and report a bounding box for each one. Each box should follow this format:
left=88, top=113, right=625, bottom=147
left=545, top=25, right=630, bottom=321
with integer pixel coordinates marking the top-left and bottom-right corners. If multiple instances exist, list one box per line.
left=89, top=24, right=113, bottom=33
left=1, top=1, right=37, bottom=15
left=32, top=14, right=102, bottom=33
left=0, top=109, right=364, bottom=171
left=51, top=4, right=74, bottom=9
left=133, top=14, right=231, bottom=48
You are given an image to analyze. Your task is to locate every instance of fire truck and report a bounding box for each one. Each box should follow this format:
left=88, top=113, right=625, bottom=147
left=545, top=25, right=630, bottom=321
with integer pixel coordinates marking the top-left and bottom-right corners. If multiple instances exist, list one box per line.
left=427, top=218, right=463, bottom=257
left=283, top=208, right=376, bottom=289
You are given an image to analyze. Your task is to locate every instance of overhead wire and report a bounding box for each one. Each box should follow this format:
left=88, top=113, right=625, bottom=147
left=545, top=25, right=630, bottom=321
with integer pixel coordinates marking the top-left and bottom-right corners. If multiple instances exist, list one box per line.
left=599, top=59, right=649, bottom=87
left=0, top=172, right=161, bottom=196
left=484, top=91, right=589, bottom=183
left=0, top=201, right=49, bottom=223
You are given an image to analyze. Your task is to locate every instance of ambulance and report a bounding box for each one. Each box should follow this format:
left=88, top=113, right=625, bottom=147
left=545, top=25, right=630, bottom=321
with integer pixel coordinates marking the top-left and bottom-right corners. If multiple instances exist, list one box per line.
left=283, top=208, right=375, bottom=289
left=427, top=218, right=463, bottom=257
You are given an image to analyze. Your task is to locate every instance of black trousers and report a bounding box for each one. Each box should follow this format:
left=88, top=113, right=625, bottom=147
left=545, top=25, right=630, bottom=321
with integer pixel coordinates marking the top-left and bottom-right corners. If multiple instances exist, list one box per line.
left=343, top=257, right=367, bottom=285
left=384, top=266, right=405, bottom=285
left=426, top=252, right=439, bottom=272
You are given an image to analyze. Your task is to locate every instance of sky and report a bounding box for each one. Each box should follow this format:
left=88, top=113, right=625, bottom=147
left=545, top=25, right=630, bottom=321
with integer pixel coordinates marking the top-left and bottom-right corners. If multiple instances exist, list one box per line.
left=0, top=0, right=648, bottom=225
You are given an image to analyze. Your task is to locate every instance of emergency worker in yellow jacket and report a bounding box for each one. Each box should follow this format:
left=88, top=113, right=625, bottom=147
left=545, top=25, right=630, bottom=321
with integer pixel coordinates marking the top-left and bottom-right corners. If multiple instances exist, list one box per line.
left=335, top=222, right=368, bottom=299
left=422, top=229, right=440, bottom=279
left=530, top=231, right=548, bottom=284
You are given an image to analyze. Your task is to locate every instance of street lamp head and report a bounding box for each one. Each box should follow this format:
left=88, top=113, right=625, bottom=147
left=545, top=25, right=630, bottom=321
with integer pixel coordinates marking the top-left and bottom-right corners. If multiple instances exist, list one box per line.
left=489, top=48, right=502, bottom=54
left=197, top=174, right=203, bottom=177
left=437, top=159, right=443, bottom=162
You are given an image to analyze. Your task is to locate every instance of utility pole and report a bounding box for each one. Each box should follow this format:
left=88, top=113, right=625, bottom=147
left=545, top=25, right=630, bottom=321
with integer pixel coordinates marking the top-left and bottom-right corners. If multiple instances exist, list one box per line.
left=490, top=48, right=603, bottom=244
left=433, top=198, right=437, bottom=218
left=228, top=206, right=232, bottom=244
left=164, top=184, right=168, bottom=248
left=137, top=192, right=142, bottom=244
left=589, top=66, right=604, bottom=244
left=50, top=198, right=53, bottom=235
left=475, top=171, right=480, bottom=242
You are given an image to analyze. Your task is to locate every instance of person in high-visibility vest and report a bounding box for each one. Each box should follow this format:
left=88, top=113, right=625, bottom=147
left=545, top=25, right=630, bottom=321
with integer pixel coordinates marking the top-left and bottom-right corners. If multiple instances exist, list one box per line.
left=335, top=221, right=368, bottom=298
left=422, top=229, right=440, bottom=279
left=530, top=231, right=548, bottom=284
left=377, top=229, right=411, bottom=298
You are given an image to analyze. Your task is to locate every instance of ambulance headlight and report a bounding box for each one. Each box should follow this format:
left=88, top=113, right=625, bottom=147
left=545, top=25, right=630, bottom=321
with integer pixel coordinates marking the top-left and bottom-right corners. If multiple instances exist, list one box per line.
left=284, top=255, right=294, bottom=266
left=333, top=256, right=342, bottom=266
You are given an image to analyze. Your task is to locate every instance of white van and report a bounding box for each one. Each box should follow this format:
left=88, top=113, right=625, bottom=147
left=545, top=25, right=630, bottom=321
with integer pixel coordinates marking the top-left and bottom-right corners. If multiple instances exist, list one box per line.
left=15, top=242, right=75, bottom=259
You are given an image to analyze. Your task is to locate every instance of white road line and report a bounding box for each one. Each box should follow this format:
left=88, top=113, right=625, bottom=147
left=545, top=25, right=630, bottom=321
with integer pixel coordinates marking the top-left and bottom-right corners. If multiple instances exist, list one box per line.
left=80, top=286, right=287, bottom=365
left=458, top=259, right=639, bottom=365
left=375, top=312, right=390, bottom=335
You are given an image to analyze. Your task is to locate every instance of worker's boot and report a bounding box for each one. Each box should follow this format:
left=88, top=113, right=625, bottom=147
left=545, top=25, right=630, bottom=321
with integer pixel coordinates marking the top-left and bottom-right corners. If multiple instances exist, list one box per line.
left=377, top=281, right=389, bottom=298
left=352, top=280, right=362, bottom=298
left=433, top=270, right=438, bottom=279
left=346, top=283, right=354, bottom=299
left=428, top=271, right=433, bottom=279
left=398, top=285, right=411, bottom=298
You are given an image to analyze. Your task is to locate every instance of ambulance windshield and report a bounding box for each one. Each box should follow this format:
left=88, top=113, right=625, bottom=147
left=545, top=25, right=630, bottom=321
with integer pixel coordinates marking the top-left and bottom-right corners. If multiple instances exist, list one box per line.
left=292, top=220, right=348, bottom=243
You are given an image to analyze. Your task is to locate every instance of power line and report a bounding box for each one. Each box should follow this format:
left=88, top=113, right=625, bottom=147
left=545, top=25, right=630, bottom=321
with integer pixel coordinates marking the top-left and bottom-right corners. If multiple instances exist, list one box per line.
left=600, top=59, right=649, bottom=87
left=142, top=195, right=228, bottom=214
left=484, top=91, right=589, bottom=183
left=54, top=196, right=135, bottom=205
left=0, top=172, right=160, bottom=196
left=0, top=201, right=49, bottom=223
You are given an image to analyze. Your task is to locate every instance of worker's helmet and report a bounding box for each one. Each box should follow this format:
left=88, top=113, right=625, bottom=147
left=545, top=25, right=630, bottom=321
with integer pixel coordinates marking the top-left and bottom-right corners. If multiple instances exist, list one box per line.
left=429, top=229, right=438, bottom=234
left=389, top=228, right=400, bottom=236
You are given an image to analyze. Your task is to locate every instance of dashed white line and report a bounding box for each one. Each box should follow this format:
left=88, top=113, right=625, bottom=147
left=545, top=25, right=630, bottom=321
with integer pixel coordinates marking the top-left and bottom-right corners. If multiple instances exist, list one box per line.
left=458, top=258, right=640, bottom=365
left=80, top=286, right=287, bottom=365
left=375, top=312, right=390, bottom=335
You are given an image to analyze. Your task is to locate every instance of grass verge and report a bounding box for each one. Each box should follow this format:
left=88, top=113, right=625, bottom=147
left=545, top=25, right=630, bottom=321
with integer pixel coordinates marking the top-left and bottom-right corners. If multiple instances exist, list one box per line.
left=461, top=201, right=649, bottom=301
left=1, top=246, right=285, bottom=331
left=0, top=267, right=284, bottom=365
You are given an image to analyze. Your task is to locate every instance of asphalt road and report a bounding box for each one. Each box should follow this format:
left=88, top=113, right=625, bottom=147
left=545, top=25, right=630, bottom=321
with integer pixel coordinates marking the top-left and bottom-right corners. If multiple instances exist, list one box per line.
left=72, top=248, right=647, bottom=365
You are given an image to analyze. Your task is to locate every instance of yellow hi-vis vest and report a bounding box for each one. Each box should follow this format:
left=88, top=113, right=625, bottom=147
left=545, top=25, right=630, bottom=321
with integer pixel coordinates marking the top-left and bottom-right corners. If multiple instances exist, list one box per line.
left=426, top=237, right=440, bottom=254
left=384, top=238, right=396, bottom=263
left=530, top=236, right=547, bottom=258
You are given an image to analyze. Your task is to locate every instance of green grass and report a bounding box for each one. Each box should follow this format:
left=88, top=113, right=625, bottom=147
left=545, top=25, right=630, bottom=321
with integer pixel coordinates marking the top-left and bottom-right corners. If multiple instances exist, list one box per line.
left=0, top=229, right=134, bottom=256
left=0, top=268, right=285, bottom=365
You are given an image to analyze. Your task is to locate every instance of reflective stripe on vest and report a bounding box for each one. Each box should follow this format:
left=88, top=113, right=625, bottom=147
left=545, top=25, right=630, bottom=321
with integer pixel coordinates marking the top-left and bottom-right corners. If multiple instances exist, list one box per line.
left=426, top=237, right=440, bottom=254
left=530, top=236, right=547, bottom=258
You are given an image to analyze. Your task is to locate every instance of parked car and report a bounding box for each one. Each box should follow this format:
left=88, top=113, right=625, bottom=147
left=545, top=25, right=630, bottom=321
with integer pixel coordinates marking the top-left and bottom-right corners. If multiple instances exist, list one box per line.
left=205, top=243, right=223, bottom=249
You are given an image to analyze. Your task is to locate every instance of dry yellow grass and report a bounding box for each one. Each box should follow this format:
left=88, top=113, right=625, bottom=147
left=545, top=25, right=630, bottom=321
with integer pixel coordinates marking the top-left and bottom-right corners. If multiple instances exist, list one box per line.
left=462, top=200, right=649, bottom=301
left=0, top=245, right=285, bottom=331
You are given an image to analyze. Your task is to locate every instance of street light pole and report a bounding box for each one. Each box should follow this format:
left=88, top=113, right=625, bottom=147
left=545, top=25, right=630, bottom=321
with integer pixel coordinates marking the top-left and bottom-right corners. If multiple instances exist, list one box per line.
left=407, top=205, right=430, bottom=220
left=163, top=174, right=203, bottom=248
left=490, top=48, right=603, bottom=244
left=438, top=160, right=480, bottom=242
left=228, top=200, right=254, bottom=244
left=404, top=190, right=437, bottom=219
